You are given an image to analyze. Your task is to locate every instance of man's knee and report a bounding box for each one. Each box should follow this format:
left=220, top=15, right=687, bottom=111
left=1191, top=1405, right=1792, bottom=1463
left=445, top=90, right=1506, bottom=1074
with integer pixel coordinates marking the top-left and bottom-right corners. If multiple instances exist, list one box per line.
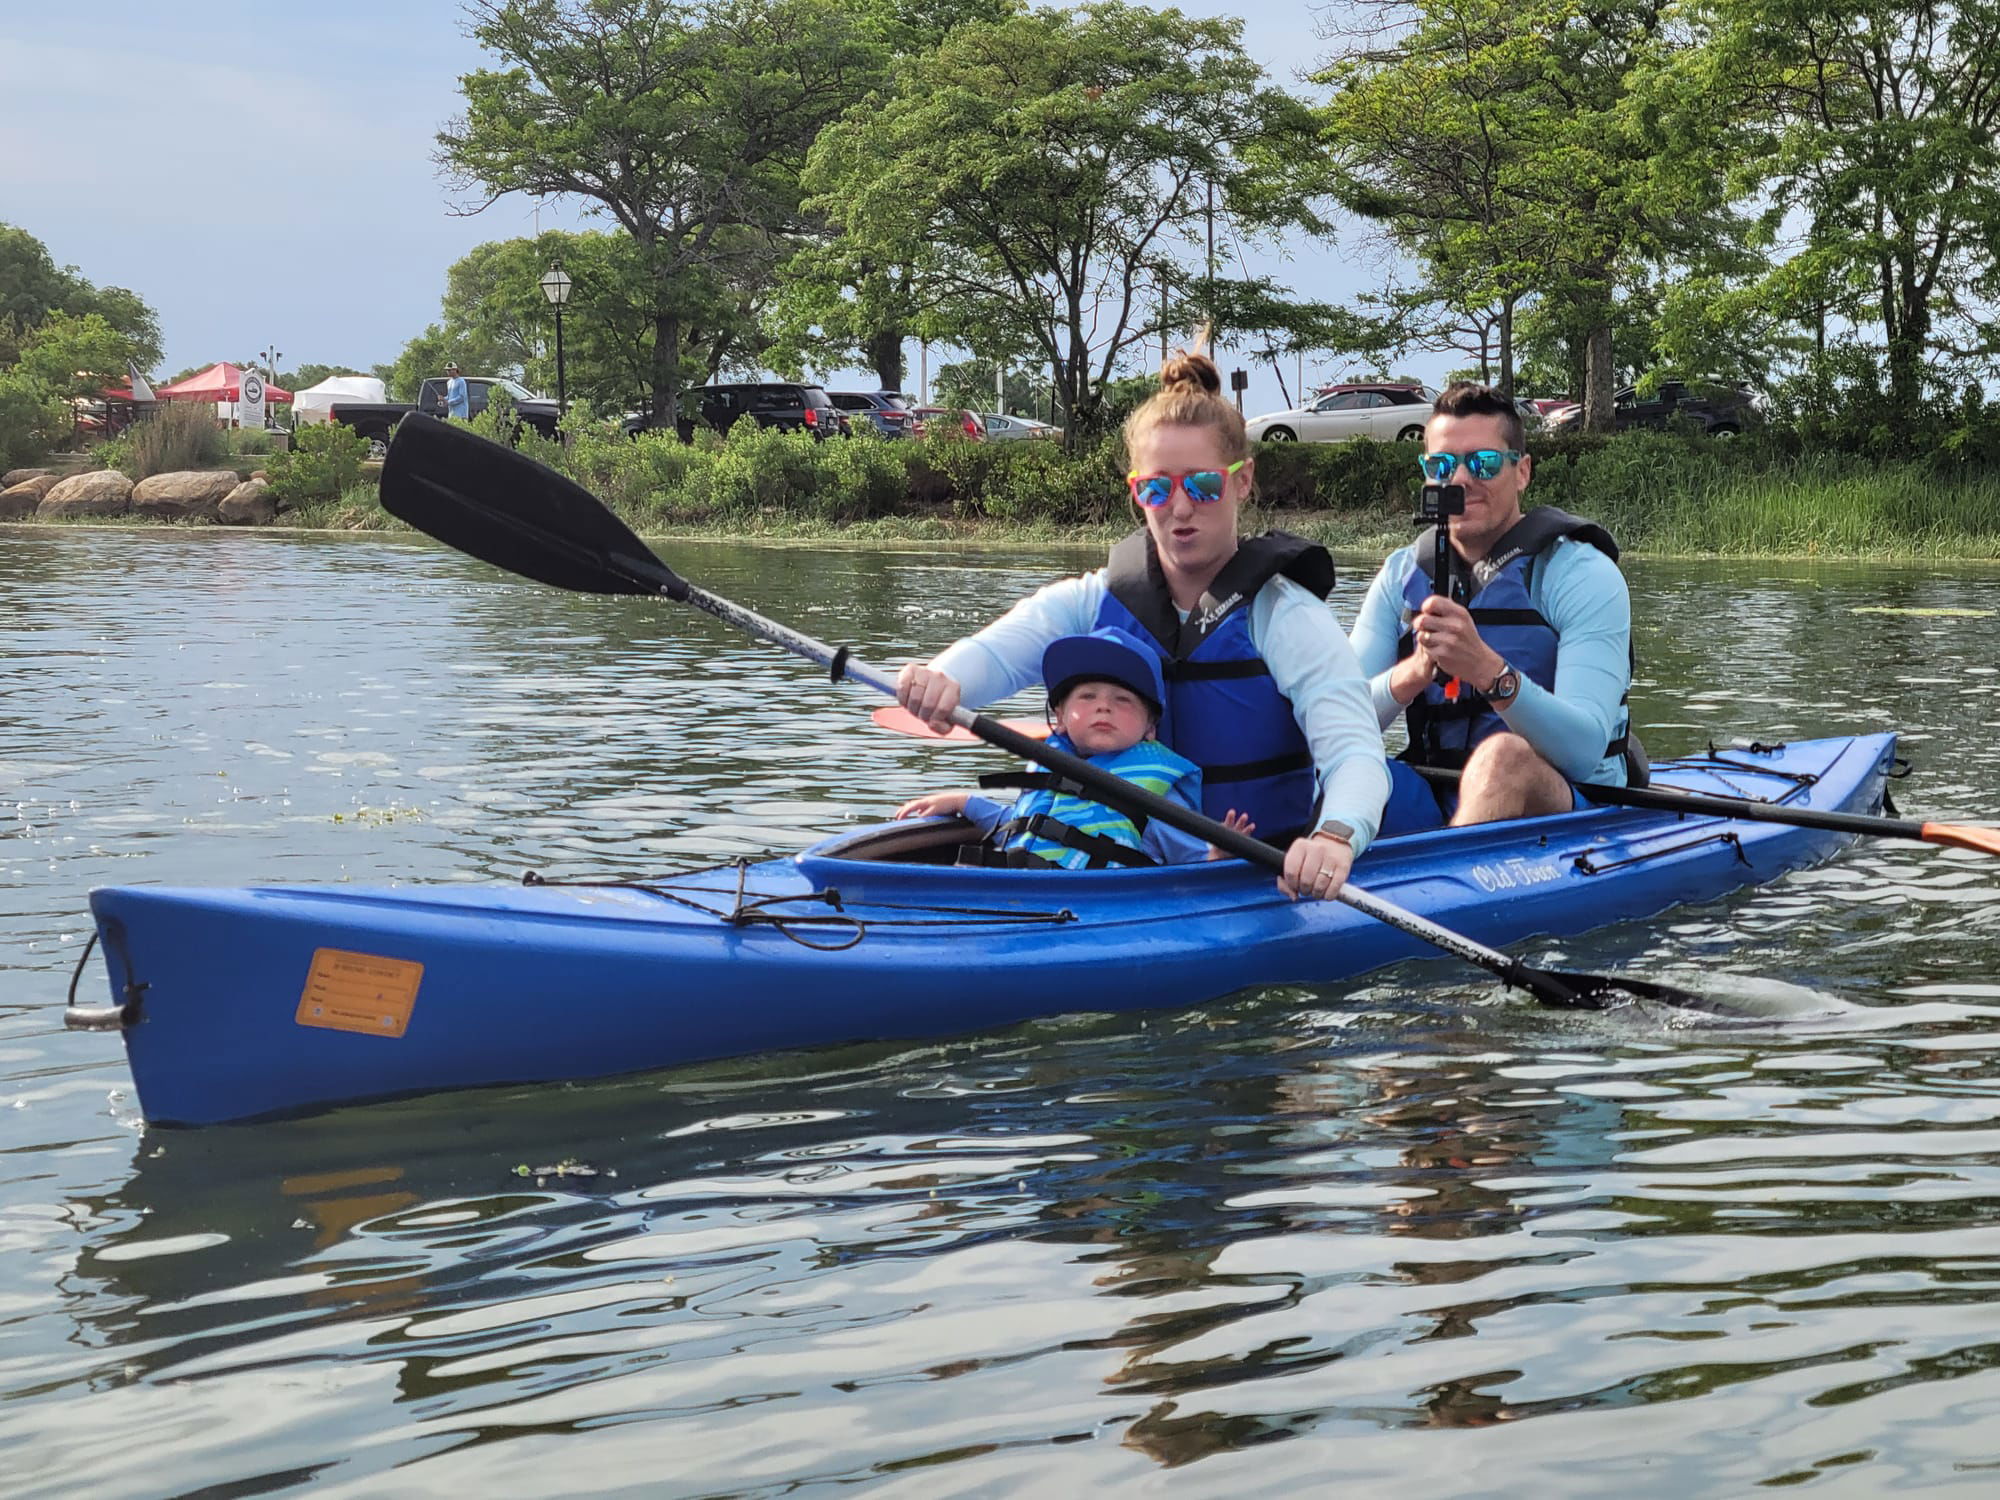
left=1457, top=733, right=1570, bottom=819
left=1464, top=732, right=1551, bottom=782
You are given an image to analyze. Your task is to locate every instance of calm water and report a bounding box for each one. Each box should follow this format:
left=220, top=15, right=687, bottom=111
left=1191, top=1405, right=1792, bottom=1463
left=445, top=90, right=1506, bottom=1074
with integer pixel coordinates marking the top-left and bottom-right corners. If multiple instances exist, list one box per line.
left=4, top=526, right=2000, bottom=1498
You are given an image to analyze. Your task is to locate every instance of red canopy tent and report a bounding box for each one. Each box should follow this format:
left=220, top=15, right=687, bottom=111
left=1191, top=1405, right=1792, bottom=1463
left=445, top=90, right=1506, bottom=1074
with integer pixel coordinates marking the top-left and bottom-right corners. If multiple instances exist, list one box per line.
left=154, top=363, right=293, bottom=403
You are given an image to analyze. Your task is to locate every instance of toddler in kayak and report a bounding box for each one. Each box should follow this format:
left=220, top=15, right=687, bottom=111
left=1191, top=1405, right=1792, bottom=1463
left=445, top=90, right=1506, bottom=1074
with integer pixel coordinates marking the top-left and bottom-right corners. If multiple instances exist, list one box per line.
left=894, top=627, right=1247, bottom=868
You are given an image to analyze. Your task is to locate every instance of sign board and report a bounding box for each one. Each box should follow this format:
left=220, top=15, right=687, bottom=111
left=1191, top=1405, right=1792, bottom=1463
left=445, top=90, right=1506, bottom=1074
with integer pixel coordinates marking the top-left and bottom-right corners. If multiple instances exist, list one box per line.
left=239, top=370, right=266, bottom=429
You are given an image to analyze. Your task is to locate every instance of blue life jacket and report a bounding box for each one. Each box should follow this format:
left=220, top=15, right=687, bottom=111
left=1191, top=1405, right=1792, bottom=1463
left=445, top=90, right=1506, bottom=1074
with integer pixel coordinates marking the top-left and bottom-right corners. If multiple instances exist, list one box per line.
left=984, top=732, right=1202, bottom=870
left=1398, top=506, right=1631, bottom=774
left=1094, top=529, right=1334, bottom=843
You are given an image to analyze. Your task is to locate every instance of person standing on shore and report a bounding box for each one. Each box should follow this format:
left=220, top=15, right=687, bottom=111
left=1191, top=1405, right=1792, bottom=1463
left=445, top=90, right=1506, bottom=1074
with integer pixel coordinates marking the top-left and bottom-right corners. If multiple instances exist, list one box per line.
left=896, top=346, right=1388, bottom=900
left=444, top=363, right=469, bottom=421
left=1349, top=380, right=1635, bottom=832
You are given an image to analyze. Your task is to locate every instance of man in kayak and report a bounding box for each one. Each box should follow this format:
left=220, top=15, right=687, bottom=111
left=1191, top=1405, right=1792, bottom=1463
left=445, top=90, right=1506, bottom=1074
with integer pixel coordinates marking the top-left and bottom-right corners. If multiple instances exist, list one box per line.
left=896, top=344, right=1388, bottom=901
left=1349, top=381, right=1634, bottom=831
left=893, top=627, right=1235, bottom=867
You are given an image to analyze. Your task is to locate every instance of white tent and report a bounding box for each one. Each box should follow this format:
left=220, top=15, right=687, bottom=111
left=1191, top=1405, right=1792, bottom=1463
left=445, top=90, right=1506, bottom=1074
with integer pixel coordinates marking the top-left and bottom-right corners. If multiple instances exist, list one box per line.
left=293, top=375, right=386, bottom=424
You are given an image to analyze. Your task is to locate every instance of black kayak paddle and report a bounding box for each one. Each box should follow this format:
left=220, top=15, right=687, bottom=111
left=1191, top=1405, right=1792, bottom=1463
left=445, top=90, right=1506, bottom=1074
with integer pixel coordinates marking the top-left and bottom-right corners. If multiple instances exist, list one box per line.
left=379, top=412, right=1710, bottom=1014
left=1412, top=764, right=1999, bottom=858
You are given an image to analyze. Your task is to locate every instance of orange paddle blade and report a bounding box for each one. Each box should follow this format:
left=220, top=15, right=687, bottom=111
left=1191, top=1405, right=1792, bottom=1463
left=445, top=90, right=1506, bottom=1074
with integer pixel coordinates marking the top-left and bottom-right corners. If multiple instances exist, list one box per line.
left=1922, top=822, right=2000, bottom=857
left=869, top=705, right=1050, bottom=743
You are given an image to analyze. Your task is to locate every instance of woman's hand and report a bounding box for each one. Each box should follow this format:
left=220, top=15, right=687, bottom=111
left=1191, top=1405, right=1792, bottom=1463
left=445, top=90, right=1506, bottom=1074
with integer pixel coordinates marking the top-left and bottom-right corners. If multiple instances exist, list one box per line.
left=1388, top=645, right=1437, bottom=706
left=1207, top=810, right=1256, bottom=860
left=1280, top=829, right=1354, bottom=901
left=895, top=789, right=972, bottom=821
left=896, top=661, right=964, bottom=734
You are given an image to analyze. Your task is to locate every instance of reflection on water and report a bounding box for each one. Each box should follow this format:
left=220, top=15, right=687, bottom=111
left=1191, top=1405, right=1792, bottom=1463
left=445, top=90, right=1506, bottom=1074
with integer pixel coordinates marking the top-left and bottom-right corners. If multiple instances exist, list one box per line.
left=3, top=528, right=2000, bottom=1496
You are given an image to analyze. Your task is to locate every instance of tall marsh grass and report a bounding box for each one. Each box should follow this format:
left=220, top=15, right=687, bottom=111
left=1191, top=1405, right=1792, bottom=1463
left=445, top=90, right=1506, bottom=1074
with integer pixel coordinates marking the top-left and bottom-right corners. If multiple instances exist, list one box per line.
left=111, top=402, right=227, bottom=479
left=252, top=412, right=2000, bottom=557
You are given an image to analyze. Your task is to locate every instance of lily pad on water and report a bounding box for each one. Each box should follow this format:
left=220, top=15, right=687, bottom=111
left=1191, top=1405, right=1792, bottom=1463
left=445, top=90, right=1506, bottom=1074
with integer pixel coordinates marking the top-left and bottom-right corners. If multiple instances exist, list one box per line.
left=1849, top=606, right=1995, bottom=618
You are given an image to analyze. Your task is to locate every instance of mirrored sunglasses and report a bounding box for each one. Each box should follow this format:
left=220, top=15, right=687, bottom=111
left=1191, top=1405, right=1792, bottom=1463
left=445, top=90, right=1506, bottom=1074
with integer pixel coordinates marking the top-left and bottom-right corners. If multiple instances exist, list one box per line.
left=1127, top=458, right=1248, bottom=508
left=1418, top=448, right=1523, bottom=483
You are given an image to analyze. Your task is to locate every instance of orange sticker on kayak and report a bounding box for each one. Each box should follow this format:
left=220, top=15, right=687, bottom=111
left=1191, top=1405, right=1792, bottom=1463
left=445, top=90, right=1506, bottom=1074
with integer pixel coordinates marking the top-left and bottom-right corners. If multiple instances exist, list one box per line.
left=295, top=948, right=422, bottom=1038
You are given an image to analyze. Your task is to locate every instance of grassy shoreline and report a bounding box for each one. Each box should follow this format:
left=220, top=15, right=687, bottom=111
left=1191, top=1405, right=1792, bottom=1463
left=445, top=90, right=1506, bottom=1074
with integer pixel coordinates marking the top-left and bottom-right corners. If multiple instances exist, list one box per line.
left=14, top=421, right=2000, bottom=561
left=13, top=501, right=2000, bottom=562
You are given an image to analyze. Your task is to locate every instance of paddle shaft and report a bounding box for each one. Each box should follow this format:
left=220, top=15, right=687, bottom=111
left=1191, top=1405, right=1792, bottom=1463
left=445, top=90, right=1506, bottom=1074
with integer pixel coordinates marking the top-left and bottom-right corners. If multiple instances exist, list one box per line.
left=657, top=579, right=1579, bottom=1003
left=1413, top=763, right=1943, bottom=844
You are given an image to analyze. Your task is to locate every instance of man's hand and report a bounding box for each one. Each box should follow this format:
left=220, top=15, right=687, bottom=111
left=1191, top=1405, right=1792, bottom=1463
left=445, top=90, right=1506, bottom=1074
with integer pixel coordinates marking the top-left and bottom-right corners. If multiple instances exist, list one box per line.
left=1280, top=829, right=1354, bottom=901
left=1410, top=596, right=1506, bottom=690
left=896, top=661, right=964, bottom=733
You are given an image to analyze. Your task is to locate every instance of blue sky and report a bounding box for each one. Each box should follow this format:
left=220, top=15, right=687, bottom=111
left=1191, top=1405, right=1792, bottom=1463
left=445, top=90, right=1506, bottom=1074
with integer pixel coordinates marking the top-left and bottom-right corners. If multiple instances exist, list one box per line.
left=2, top=1, right=1435, bottom=415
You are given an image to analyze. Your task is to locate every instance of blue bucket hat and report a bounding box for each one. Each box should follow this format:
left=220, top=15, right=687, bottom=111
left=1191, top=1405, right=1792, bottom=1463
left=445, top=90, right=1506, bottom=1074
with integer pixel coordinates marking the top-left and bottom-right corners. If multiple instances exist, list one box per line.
left=1041, top=627, right=1166, bottom=717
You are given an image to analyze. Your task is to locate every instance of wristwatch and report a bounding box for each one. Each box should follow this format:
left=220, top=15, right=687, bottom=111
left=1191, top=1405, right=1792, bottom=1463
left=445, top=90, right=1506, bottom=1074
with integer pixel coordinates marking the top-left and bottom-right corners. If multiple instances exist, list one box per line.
left=1315, top=820, right=1355, bottom=846
left=1487, top=662, right=1521, bottom=707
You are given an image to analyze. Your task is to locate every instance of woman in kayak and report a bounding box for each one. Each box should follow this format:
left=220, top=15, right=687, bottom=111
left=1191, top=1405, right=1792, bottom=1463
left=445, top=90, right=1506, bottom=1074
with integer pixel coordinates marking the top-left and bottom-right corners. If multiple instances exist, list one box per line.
left=896, top=345, right=1388, bottom=900
left=894, top=627, right=1249, bottom=868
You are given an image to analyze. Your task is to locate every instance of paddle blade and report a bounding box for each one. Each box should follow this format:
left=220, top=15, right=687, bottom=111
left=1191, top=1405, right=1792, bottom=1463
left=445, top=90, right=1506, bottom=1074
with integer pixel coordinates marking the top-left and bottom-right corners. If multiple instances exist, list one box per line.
left=870, top=705, right=1052, bottom=743
left=1517, top=966, right=1715, bottom=1012
left=381, top=413, right=683, bottom=598
left=1923, top=822, right=2000, bottom=857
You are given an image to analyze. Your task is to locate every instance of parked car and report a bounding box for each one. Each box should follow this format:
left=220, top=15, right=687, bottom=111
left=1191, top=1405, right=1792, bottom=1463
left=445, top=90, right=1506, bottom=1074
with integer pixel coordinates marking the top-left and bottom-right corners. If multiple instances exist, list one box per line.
left=980, top=413, right=1059, bottom=442
left=911, top=406, right=986, bottom=440
left=1541, top=380, right=1760, bottom=437
left=1246, top=383, right=1439, bottom=444
left=828, top=390, right=915, bottom=438
left=625, top=381, right=842, bottom=442
left=331, top=375, right=560, bottom=458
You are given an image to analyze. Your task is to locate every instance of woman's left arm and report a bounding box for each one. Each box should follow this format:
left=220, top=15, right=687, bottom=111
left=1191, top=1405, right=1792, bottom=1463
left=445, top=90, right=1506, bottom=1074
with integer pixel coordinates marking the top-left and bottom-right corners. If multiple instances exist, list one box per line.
left=1252, top=581, right=1393, bottom=855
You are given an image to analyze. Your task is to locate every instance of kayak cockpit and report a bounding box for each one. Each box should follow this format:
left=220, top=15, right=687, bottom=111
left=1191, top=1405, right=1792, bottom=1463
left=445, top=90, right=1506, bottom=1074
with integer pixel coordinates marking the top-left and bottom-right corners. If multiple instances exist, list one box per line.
left=799, top=815, right=989, bottom=866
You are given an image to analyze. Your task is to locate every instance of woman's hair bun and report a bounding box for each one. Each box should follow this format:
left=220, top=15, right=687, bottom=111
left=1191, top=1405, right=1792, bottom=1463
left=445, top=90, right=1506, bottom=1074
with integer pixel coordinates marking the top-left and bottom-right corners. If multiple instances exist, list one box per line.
left=1159, top=347, right=1222, bottom=395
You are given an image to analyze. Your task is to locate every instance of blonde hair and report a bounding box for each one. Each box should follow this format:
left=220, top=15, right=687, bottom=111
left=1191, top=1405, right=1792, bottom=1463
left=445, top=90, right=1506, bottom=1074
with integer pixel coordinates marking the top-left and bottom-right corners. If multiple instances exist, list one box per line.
left=1122, top=332, right=1250, bottom=468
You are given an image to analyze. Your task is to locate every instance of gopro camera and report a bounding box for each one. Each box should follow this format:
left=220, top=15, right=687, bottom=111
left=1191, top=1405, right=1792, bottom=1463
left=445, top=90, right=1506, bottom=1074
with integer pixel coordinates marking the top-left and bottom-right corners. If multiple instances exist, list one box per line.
left=1417, top=482, right=1465, bottom=524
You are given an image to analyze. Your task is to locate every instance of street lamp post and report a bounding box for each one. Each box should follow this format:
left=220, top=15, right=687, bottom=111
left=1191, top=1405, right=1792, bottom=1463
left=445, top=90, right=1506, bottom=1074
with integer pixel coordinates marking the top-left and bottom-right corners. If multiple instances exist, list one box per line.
left=538, top=262, right=573, bottom=420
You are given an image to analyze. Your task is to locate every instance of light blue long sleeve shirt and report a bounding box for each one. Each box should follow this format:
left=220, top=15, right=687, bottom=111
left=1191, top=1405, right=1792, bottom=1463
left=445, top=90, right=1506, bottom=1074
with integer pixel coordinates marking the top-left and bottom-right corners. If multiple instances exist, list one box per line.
left=1348, top=536, right=1633, bottom=785
left=930, top=570, right=1391, bottom=853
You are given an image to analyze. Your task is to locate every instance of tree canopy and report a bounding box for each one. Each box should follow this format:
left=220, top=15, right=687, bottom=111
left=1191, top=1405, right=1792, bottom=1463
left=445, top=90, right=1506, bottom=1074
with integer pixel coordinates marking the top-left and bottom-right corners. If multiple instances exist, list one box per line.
left=803, top=1, right=1333, bottom=440
left=437, top=0, right=884, bottom=422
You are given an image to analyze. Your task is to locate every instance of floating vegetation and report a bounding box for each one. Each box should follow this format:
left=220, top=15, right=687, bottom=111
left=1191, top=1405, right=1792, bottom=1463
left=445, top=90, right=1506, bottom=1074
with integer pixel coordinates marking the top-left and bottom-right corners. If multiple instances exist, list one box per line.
left=1849, top=606, right=1995, bottom=618
left=330, top=805, right=427, bottom=826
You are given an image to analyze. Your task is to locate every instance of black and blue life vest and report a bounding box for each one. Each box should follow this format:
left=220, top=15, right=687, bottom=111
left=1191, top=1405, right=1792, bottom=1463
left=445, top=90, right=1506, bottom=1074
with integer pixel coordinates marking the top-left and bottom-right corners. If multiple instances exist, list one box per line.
left=1093, top=529, right=1334, bottom=844
left=1397, top=506, right=1631, bottom=774
left=980, top=732, right=1202, bottom=870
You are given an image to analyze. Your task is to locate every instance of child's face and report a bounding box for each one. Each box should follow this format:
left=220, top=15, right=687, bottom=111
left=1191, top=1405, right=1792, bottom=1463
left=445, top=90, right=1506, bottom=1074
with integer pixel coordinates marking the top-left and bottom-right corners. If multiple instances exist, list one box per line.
left=1056, top=680, right=1154, bottom=756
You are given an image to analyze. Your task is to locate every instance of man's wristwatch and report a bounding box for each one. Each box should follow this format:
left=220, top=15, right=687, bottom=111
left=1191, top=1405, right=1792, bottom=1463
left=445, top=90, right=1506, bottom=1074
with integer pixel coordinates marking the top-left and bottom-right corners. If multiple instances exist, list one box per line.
left=1315, top=820, right=1355, bottom=847
left=1487, top=662, right=1521, bottom=707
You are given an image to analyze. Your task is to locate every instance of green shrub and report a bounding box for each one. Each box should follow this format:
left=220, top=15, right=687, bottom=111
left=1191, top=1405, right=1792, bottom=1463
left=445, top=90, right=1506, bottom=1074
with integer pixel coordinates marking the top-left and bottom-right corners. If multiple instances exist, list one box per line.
left=1250, top=437, right=1425, bottom=511
left=264, top=420, right=370, bottom=502
left=0, top=372, right=63, bottom=468
left=118, top=402, right=227, bottom=478
left=231, top=427, right=272, bottom=456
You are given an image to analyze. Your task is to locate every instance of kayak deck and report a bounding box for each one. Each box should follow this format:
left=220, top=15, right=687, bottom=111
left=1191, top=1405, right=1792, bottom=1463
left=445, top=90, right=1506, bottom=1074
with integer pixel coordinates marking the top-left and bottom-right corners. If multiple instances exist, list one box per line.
left=81, top=734, right=1897, bottom=1125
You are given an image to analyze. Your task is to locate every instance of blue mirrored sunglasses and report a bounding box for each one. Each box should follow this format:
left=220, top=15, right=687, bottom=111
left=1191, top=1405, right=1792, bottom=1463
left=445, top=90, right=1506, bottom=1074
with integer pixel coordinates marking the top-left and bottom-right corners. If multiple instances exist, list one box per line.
left=1127, top=458, right=1248, bottom=508
left=1418, top=448, right=1524, bottom=482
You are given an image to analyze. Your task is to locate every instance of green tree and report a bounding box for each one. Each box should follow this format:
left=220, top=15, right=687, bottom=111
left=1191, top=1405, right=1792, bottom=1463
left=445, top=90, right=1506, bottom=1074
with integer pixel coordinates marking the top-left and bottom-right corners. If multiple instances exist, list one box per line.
left=1318, top=0, right=1746, bottom=425
left=278, top=362, right=370, bottom=392
left=438, top=0, right=883, bottom=426
left=16, top=312, right=140, bottom=405
left=1666, top=0, right=2000, bottom=415
left=0, top=223, right=161, bottom=371
left=932, top=356, right=1050, bottom=416
left=805, top=2, right=1331, bottom=442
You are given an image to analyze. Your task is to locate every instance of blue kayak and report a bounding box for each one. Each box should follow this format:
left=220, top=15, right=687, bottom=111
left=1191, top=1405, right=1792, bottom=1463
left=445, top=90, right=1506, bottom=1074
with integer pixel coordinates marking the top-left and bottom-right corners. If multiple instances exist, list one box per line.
left=75, top=734, right=1895, bottom=1126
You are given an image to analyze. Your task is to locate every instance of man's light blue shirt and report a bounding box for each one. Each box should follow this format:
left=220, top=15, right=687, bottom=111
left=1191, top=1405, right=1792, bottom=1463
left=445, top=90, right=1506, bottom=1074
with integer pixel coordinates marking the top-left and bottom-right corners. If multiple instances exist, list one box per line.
left=445, top=375, right=469, bottom=420
left=931, top=569, right=1391, bottom=852
left=1348, top=536, right=1633, bottom=785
